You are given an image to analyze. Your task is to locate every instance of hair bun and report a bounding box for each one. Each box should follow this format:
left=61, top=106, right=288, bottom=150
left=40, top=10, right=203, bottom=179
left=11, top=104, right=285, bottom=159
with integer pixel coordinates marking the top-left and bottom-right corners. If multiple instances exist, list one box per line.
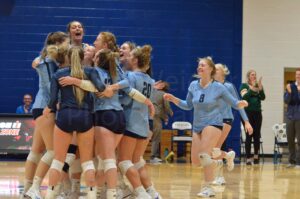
left=141, top=45, right=152, bottom=55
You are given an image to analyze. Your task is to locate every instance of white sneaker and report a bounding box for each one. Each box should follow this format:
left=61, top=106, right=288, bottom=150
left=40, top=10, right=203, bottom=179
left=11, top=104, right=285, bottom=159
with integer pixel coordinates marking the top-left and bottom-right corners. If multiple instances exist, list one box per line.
left=150, top=158, right=162, bottom=165
left=295, top=165, right=300, bottom=169
left=226, top=151, right=236, bottom=171
left=147, top=189, right=163, bottom=199
left=25, top=187, right=42, bottom=199
left=197, top=186, right=215, bottom=198
left=135, top=192, right=151, bottom=199
left=117, top=185, right=132, bottom=199
left=212, top=177, right=226, bottom=186
left=286, top=163, right=295, bottom=168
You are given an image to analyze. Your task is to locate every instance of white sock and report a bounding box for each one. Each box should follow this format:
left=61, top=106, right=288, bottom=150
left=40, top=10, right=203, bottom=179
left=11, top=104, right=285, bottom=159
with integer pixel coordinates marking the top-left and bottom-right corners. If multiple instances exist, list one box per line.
left=24, top=179, right=33, bottom=193
left=107, top=189, right=117, bottom=199
left=45, top=185, right=60, bottom=199
left=117, top=171, right=127, bottom=188
left=32, top=176, right=42, bottom=189
left=86, top=187, right=97, bottom=199
left=71, top=179, right=81, bottom=192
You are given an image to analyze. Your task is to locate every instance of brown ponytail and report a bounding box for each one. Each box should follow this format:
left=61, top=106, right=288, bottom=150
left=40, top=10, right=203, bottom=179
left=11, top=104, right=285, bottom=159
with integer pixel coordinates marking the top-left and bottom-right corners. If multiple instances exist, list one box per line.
left=99, top=32, right=119, bottom=52
left=46, top=44, right=68, bottom=65
left=41, top=31, right=68, bottom=59
left=132, top=45, right=152, bottom=71
left=95, top=49, right=119, bottom=81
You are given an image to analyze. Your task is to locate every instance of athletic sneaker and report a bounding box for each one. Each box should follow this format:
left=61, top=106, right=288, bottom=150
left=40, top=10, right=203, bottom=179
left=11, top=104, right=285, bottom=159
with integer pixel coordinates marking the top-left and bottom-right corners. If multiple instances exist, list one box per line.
left=226, top=151, right=236, bottom=171
left=135, top=192, right=152, bottom=199
left=212, top=176, right=226, bottom=186
left=117, top=185, right=132, bottom=199
left=197, top=186, right=215, bottom=198
left=286, top=163, right=294, bottom=168
left=25, top=187, right=42, bottom=199
left=146, top=189, right=163, bottom=199
left=295, top=165, right=300, bottom=169
left=150, top=158, right=162, bottom=165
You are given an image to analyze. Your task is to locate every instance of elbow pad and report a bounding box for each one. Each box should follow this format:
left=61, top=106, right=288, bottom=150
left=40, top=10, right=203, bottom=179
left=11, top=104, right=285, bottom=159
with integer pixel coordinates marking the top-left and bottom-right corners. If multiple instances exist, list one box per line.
left=128, top=88, right=147, bottom=103
left=80, top=80, right=98, bottom=92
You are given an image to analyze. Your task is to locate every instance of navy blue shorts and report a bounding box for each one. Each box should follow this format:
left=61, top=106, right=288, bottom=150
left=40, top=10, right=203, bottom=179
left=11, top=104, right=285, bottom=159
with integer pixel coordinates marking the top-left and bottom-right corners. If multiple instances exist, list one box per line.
left=94, top=110, right=126, bottom=134
left=223, top=119, right=233, bottom=126
left=149, top=120, right=153, bottom=131
left=56, top=108, right=93, bottom=133
left=32, top=108, right=43, bottom=120
left=198, top=125, right=223, bottom=134
left=32, top=108, right=55, bottom=120
left=124, top=130, right=147, bottom=140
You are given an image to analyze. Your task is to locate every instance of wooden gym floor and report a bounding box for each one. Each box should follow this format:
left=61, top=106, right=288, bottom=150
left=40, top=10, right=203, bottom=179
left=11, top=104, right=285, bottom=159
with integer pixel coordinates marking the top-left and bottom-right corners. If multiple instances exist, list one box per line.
left=0, top=161, right=299, bottom=199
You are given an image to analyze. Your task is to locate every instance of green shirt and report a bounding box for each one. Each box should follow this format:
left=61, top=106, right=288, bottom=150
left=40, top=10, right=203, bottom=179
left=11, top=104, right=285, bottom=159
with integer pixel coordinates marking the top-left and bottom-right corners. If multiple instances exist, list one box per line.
left=240, top=83, right=265, bottom=112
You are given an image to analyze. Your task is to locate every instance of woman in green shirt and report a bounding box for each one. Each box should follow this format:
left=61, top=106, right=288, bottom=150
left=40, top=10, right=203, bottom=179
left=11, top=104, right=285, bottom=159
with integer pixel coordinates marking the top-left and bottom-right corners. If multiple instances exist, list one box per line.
left=240, top=69, right=266, bottom=165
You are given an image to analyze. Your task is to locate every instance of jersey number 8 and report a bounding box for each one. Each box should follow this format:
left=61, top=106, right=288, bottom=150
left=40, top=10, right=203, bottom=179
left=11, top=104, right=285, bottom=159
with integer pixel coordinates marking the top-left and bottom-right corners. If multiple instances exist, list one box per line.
left=142, top=82, right=152, bottom=98
left=199, top=94, right=205, bottom=103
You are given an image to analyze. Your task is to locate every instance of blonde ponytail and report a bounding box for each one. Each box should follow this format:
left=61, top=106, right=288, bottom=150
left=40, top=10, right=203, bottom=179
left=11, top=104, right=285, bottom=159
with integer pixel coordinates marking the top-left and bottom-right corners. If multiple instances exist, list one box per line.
left=215, top=63, right=230, bottom=76
left=68, top=46, right=86, bottom=105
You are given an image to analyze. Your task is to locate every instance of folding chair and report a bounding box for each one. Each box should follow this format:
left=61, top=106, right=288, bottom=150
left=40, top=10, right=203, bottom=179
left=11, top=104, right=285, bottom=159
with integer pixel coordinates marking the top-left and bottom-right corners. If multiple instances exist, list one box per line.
left=273, top=123, right=288, bottom=164
left=171, top=121, right=193, bottom=162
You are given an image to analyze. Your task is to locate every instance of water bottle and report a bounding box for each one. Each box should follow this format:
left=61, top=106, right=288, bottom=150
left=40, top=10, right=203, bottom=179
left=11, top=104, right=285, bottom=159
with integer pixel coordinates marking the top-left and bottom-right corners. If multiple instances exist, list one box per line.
left=164, top=148, right=169, bottom=158
left=273, top=150, right=278, bottom=164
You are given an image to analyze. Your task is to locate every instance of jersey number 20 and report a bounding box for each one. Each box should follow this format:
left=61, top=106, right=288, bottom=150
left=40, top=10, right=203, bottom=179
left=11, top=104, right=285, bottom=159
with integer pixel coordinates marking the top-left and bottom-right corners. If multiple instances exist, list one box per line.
left=199, top=94, right=205, bottom=103
left=142, top=82, right=152, bottom=98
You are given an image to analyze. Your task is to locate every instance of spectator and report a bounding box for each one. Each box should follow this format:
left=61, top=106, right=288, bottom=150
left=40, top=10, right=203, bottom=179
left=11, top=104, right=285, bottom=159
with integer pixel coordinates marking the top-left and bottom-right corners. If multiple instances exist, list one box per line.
left=284, top=68, right=300, bottom=168
left=150, top=81, right=173, bottom=164
left=16, top=94, right=33, bottom=114
left=240, top=69, right=266, bottom=165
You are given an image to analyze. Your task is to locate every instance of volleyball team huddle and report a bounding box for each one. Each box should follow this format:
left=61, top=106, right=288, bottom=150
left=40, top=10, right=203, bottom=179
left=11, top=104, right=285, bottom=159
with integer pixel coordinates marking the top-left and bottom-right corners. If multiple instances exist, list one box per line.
left=20, top=20, right=254, bottom=199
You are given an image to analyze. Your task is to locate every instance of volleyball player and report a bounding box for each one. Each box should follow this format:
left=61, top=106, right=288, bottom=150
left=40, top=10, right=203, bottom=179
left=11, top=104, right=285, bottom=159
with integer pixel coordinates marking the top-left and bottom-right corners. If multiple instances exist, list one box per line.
left=115, top=45, right=159, bottom=199
left=67, top=20, right=88, bottom=48
left=43, top=45, right=110, bottom=199
left=211, top=63, right=253, bottom=186
left=20, top=32, right=69, bottom=199
left=164, top=57, right=248, bottom=197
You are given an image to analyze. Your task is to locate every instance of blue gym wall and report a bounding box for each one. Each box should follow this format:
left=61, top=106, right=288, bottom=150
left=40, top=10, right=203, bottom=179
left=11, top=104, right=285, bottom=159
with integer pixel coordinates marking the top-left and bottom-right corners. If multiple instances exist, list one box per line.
left=0, top=0, right=243, bottom=156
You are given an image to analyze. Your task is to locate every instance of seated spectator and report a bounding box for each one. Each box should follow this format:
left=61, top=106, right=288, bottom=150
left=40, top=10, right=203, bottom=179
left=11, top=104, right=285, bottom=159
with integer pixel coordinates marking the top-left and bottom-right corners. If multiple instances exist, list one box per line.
left=16, top=94, right=33, bottom=114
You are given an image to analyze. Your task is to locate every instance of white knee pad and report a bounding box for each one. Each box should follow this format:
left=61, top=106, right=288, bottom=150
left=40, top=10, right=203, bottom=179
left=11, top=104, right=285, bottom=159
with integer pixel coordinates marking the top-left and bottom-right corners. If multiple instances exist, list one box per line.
left=27, top=151, right=42, bottom=164
left=41, top=150, right=54, bottom=166
left=134, top=157, right=146, bottom=170
left=97, top=156, right=104, bottom=171
left=199, top=153, right=214, bottom=167
left=81, top=160, right=95, bottom=173
left=65, top=153, right=76, bottom=165
left=212, top=148, right=222, bottom=159
left=118, top=160, right=134, bottom=175
left=70, top=159, right=82, bottom=174
left=103, top=159, right=117, bottom=173
left=50, top=159, right=64, bottom=172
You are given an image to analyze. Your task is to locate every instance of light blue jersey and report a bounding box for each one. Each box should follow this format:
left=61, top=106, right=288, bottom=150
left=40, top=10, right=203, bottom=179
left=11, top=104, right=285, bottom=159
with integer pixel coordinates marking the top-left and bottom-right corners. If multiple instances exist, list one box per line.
left=221, top=81, right=249, bottom=121
left=177, top=80, right=240, bottom=133
left=123, top=71, right=155, bottom=138
left=93, top=67, right=130, bottom=111
left=32, top=57, right=58, bottom=109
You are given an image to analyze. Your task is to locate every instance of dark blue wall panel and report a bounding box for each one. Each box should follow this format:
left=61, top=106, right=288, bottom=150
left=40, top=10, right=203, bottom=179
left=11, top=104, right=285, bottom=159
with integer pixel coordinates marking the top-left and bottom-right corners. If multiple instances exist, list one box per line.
left=0, top=0, right=243, bottom=155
